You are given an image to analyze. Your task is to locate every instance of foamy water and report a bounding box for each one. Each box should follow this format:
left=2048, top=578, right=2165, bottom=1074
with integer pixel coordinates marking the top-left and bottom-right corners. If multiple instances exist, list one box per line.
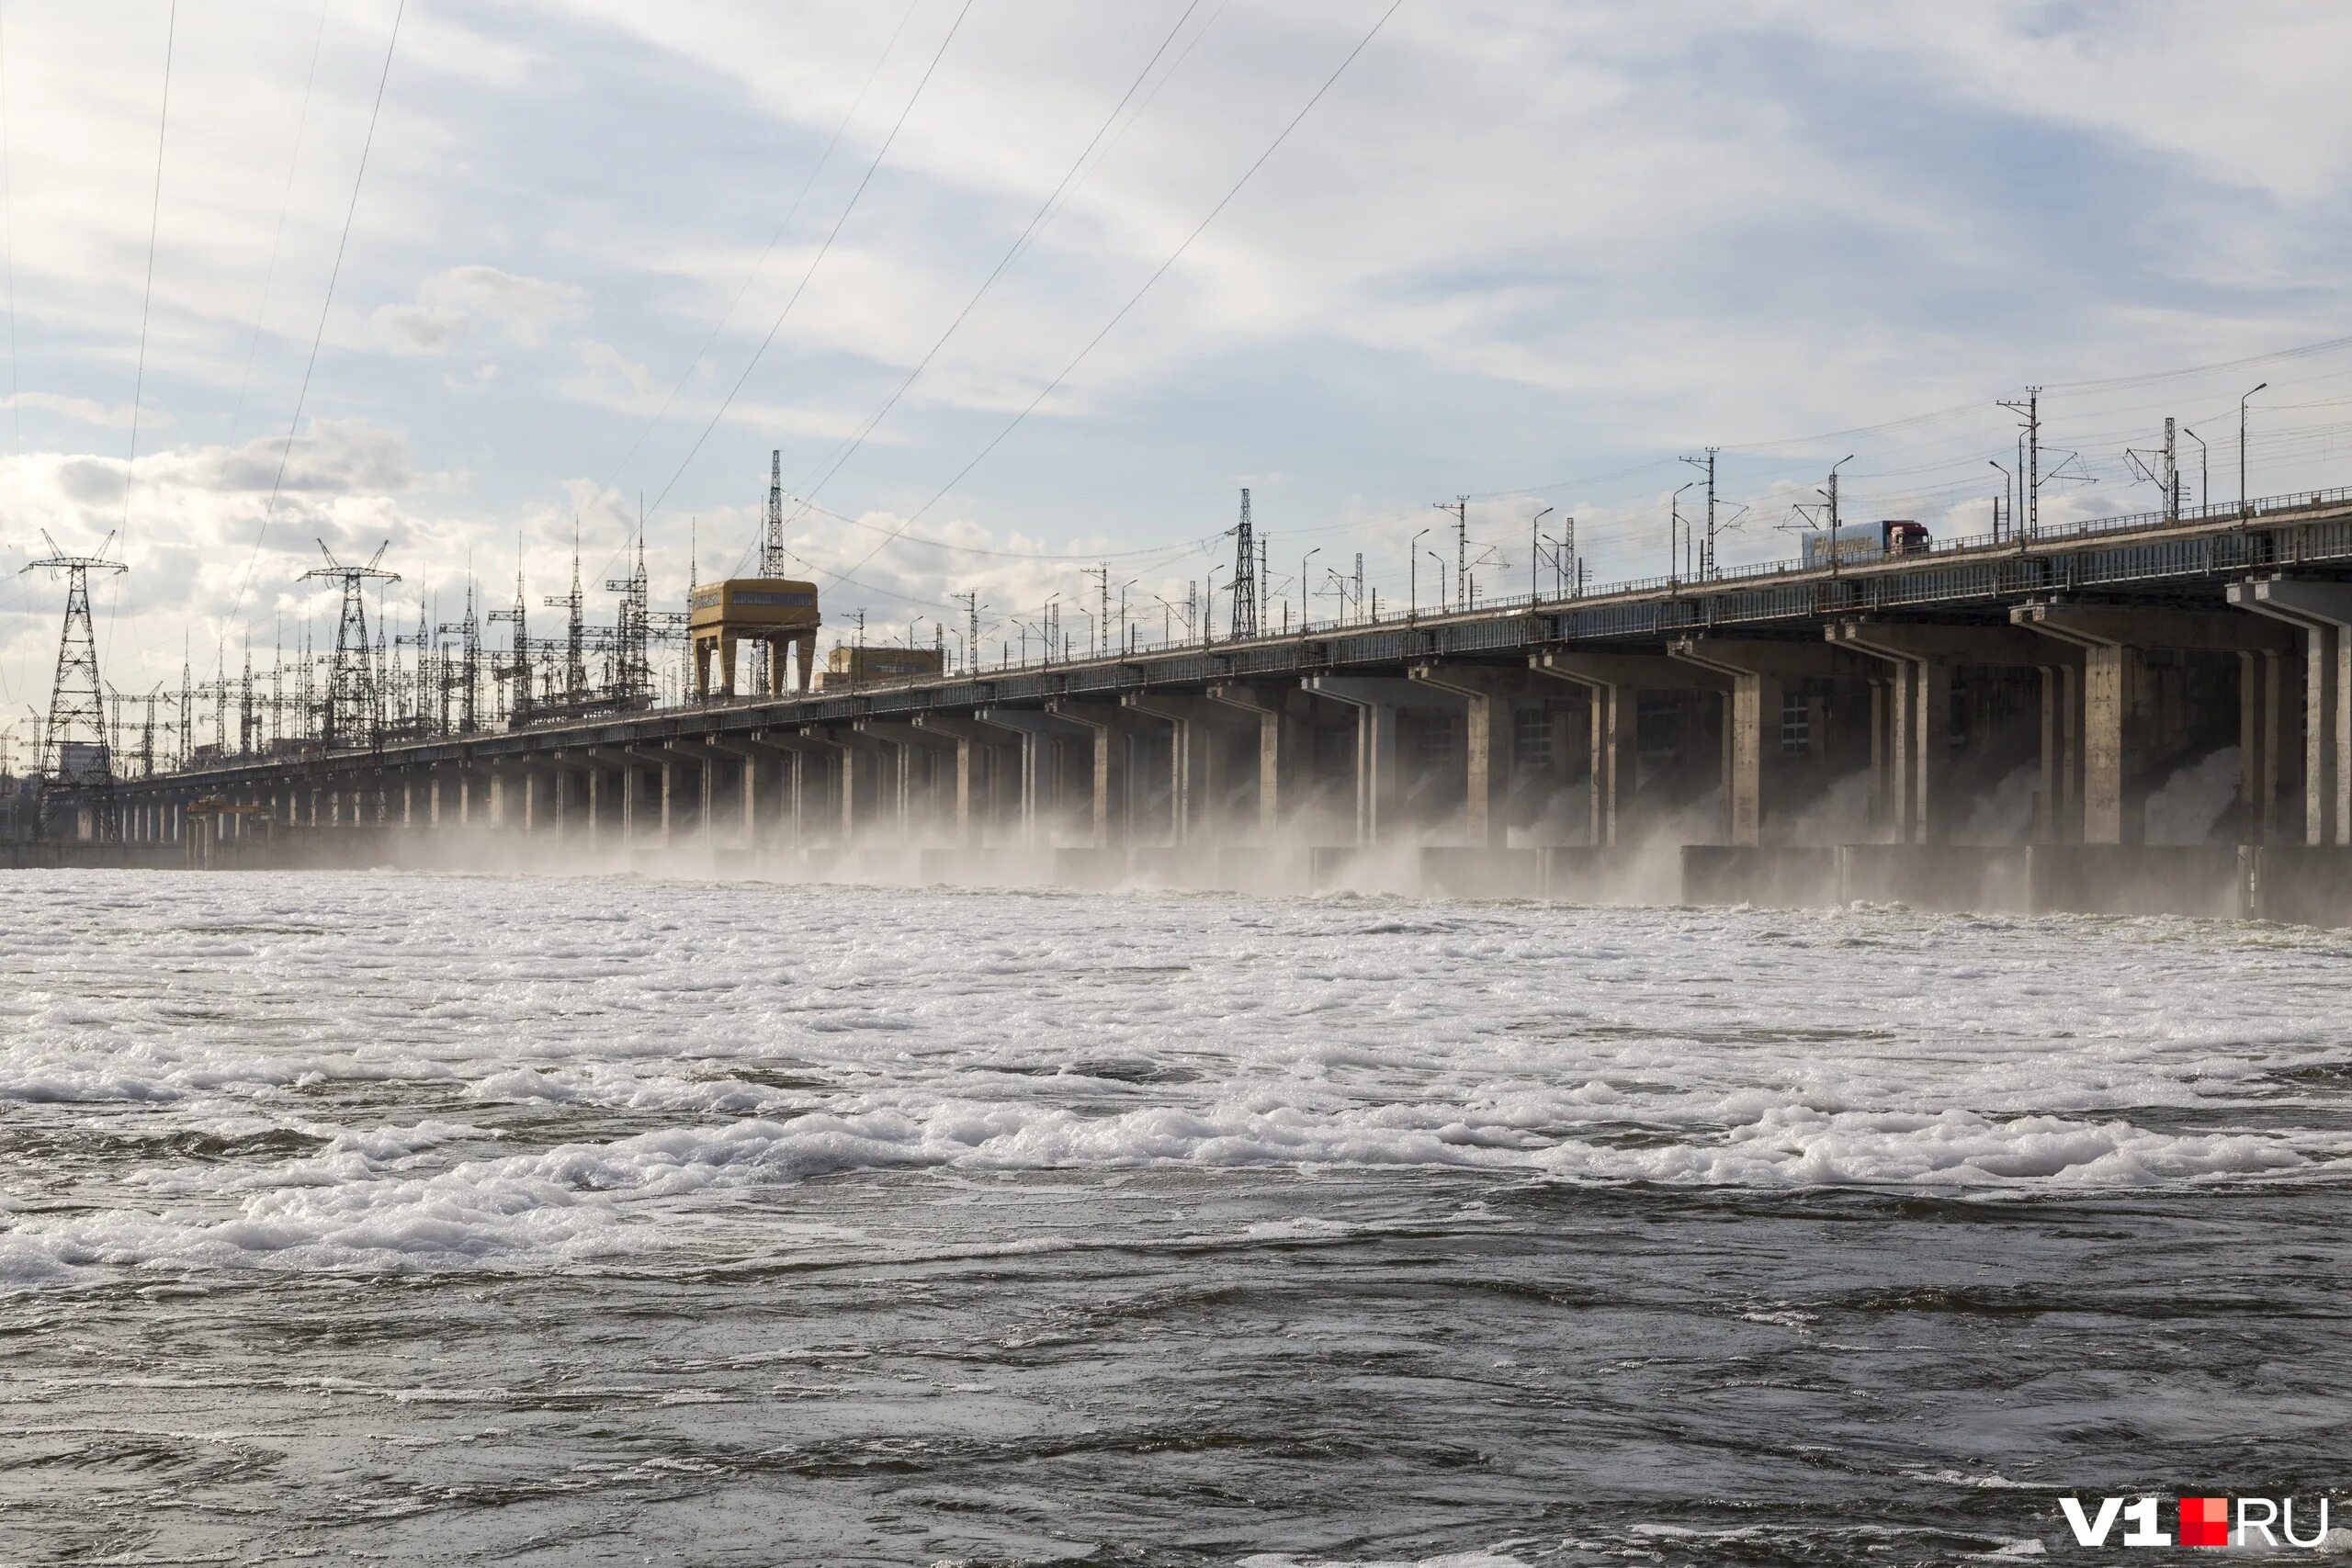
left=5, top=870, right=2348, bottom=1563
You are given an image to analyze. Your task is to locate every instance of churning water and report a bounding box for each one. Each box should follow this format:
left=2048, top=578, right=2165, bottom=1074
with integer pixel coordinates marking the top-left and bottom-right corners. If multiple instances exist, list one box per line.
left=3, top=870, right=2349, bottom=1564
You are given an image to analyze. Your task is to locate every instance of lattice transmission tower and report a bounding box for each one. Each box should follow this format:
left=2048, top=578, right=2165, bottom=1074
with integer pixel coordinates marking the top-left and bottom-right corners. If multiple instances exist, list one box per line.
left=301, top=540, right=399, bottom=750
left=21, top=531, right=128, bottom=838
left=1230, top=488, right=1259, bottom=638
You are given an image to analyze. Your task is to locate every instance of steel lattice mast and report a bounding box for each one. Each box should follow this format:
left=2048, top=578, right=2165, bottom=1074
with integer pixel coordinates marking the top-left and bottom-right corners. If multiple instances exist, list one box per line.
left=1230, top=488, right=1259, bottom=638
left=21, top=531, right=129, bottom=837
left=437, top=578, right=481, bottom=735
left=543, top=525, right=587, bottom=709
left=488, top=566, right=531, bottom=727
left=762, top=448, right=786, bottom=575
left=300, top=539, right=400, bottom=751
left=604, top=525, right=653, bottom=710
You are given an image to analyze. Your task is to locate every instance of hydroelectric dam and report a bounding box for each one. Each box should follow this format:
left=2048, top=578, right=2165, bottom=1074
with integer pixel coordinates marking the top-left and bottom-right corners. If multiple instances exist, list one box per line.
left=89, top=488, right=2352, bottom=924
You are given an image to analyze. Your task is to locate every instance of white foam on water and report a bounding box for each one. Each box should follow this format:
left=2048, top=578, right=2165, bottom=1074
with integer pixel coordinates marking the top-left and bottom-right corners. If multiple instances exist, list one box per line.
left=3, top=869, right=2347, bottom=1283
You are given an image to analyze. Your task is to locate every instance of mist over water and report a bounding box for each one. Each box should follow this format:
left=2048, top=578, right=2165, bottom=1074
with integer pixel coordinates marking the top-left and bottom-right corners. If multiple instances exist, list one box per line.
left=5, top=869, right=2349, bottom=1563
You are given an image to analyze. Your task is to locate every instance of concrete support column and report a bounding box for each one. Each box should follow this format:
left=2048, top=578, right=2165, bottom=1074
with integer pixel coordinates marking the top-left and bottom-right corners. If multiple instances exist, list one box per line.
left=1408, top=663, right=1544, bottom=847
left=1532, top=650, right=1727, bottom=846
left=1827, top=621, right=2057, bottom=844
left=704, top=735, right=784, bottom=850
left=649, top=750, right=679, bottom=847
left=975, top=708, right=1089, bottom=846
left=1046, top=699, right=1148, bottom=849
left=2239, top=649, right=2290, bottom=845
left=2015, top=601, right=2294, bottom=846
left=518, top=768, right=548, bottom=836
left=1124, top=694, right=1252, bottom=846
left=2034, top=660, right=2084, bottom=842
left=2228, top=577, right=2352, bottom=845
left=858, top=722, right=955, bottom=837
left=791, top=727, right=885, bottom=843
left=914, top=714, right=1023, bottom=847
left=1300, top=676, right=1462, bottom=846
left=582, top=749, right=641, bottom=849
left=549, top=758, right=597, bottom=846
left=764, top=730, right=844, bottom=847
left=609, top=749, right=678, bottom=848
left=1205, top=682, right=1317, bottom=841
left=1668, top=638, right=1871, bottom=847
left=658, top=740, right=740, bottom=851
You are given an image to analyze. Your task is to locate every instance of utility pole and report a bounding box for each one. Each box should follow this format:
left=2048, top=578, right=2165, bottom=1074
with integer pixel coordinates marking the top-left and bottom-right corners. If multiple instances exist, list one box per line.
left=2164, top=416, right=2179, bottom=521
left=1081, top=564, right=1110, bottom=658
left=1259, top=538, right=1270, bottom=633
left=21, top=532, right=128, bottom=837
left=1997, top=388, right=2041, bottom=541
left=1230, top=489, right=1258, bottom=637
left=1816, top=456, right=1855, bottom=583
left=1434, top=495, right=1468, bottom=613
left=954, top=591, right=982, bottom=676
left=1680, top=447, right=1718, bottom=579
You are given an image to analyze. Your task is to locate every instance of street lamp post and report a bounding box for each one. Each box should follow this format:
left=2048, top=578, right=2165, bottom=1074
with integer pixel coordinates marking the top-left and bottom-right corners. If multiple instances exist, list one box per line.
left=1205, top=566, right=1223, bottom=646
left=1668, top=482, right=1692, bottom=588
left=1427, top=550, right=1446, bottom=615
left=1300, top=548, right=1320, bottom=632
left=1408, top=528, right=1429, bottom=620
left=1532, top=506, right=1553, bottom=603
left=2240, top=382, right=2267, bottom=522
left=1989, top=460, right=2011, bottom=540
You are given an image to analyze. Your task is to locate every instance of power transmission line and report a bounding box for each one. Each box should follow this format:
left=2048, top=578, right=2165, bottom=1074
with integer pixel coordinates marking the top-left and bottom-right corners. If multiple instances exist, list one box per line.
left=227, top=0, right=334, bottom=446
left=582, top=0, right=922, bottom=535
left=781, top=0, right=1206, bottom=528
left=119, top=0, right=175, bottom=560
left=0, top=0, right=17, bottom=469
left=829, top=0, right=1411, bottom=589
left=216, top=0, right=408, bottom=667
left=641, top=0, right=978, bottom=525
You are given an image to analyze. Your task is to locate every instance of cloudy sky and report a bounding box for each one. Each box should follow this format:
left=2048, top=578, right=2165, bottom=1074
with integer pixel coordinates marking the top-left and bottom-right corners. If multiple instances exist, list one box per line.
left=2, top=0, right=2350, bottom=725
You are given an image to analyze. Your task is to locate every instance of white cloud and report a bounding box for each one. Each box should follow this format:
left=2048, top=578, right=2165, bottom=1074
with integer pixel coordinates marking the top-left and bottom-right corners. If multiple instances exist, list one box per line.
left=374, top=265, right=585, bottom=355
left=0, top=391, right=165, bottom=430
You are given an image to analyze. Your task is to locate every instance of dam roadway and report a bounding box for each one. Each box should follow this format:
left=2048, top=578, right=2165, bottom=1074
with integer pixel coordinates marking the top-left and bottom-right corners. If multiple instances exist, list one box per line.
left=107, top=485, right=2352, bottom=923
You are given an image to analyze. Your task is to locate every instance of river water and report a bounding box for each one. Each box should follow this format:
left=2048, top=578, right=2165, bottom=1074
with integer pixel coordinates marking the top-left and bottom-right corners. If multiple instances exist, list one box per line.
left=2, top=869, right=2348, bottom=1564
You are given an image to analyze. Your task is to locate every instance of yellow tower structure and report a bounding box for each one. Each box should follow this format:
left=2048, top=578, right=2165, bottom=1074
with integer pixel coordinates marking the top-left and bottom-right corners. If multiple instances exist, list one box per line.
left=689, top=579, right=820, bottom=698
